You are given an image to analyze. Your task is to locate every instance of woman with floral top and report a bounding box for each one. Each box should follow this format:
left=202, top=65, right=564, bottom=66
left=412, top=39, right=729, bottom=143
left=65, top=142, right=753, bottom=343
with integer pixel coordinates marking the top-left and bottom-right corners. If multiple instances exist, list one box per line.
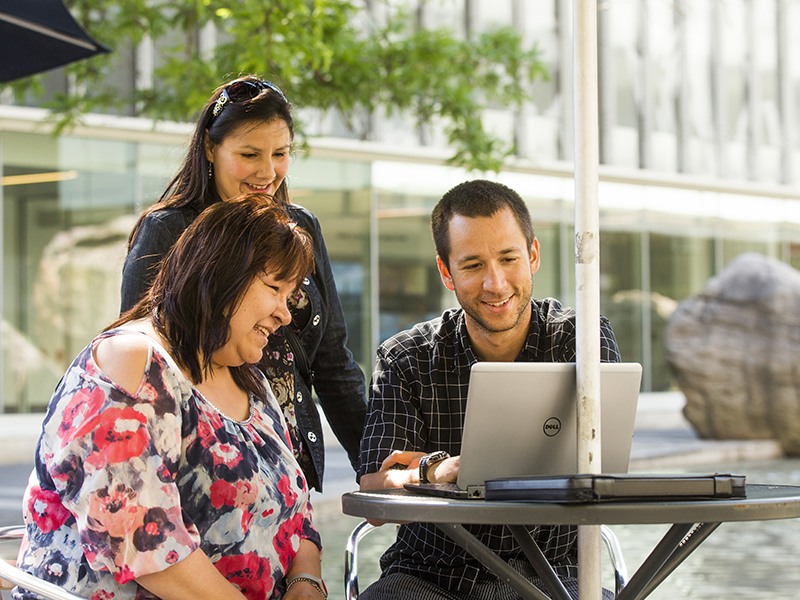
left=14, top=195, right=328, bottom=600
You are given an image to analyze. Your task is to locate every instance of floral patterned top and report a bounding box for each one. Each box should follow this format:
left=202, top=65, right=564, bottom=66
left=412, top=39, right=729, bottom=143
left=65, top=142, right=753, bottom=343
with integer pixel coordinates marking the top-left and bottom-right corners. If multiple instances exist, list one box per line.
left=14, top=329, right=321, bottom=600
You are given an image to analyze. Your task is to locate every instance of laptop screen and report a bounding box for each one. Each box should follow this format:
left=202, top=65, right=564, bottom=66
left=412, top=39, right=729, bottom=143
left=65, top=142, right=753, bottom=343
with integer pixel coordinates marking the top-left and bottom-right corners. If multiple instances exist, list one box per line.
left=456, top=362, right=642, bottom=491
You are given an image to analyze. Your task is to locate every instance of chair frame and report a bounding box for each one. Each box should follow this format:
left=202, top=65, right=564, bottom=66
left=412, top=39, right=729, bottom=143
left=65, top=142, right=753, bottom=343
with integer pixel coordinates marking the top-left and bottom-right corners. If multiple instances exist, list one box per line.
left=0, top=526, right=89, bottom=600
left=344, top=521, right=629, bottom=599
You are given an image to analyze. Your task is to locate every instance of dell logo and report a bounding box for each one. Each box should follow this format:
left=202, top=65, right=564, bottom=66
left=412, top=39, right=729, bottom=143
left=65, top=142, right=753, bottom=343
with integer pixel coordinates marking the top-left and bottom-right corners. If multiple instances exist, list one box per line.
left=543, top=417, right=562, bottom=437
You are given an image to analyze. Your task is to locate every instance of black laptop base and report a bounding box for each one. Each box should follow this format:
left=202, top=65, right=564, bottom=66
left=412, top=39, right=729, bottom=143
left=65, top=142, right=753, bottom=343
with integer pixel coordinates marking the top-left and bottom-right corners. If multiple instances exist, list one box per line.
left=483, top=474, right=746, bottom=503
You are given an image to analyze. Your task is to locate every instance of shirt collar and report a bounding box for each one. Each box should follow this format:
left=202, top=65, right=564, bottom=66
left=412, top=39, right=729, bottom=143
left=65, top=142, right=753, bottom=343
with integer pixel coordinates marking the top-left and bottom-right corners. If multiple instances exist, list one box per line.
left=453, top=310, right=479, bottom=370
left=517, top=299, right=544, bottom=361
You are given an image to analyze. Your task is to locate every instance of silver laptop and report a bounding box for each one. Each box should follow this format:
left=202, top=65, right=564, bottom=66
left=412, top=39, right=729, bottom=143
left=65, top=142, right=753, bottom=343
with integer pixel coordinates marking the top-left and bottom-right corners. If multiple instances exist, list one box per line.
left=406, top=362, right=642, bottom=499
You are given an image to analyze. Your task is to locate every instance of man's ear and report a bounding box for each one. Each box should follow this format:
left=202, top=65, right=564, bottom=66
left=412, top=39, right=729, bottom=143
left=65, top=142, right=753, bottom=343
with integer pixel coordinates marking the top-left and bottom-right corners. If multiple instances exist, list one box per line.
left=437, top=256, right=455, bottom=291
left=530, top=238, right=541, bottom=275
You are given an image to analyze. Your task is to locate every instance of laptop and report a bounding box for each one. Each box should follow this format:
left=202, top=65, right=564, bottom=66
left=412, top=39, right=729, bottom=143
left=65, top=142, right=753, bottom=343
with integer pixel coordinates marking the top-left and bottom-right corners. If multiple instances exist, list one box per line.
left=405, top=362, right=642, bottom=499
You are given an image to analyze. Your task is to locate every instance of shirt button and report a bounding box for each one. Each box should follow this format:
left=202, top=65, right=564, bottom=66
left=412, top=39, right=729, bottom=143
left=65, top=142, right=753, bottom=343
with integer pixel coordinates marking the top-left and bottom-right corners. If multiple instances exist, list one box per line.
left=303, top=277, right=310, bottom=286
left=307, top=431, right=317, bottom=443
left=312, top=314, right=321, bottom=326
left=296, top=392, right=303, bottom=403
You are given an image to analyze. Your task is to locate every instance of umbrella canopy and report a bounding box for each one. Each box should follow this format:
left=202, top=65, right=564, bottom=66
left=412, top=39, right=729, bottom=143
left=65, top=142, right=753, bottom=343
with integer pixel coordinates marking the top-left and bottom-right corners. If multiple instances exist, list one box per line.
left=0, top=0, right=110, bottom=83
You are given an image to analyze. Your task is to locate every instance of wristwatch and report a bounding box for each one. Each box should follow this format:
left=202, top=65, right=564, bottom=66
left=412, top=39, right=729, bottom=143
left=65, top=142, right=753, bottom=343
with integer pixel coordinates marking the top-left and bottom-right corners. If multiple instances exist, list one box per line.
left=419, top=450, right=450, bottom=484
left=286, top=573, right=328, bottom=599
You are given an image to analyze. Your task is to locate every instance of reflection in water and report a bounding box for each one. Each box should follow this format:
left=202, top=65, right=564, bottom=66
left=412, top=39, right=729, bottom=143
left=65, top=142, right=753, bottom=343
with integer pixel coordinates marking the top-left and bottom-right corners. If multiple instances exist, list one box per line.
left=315, top=459, right=800, bottom=599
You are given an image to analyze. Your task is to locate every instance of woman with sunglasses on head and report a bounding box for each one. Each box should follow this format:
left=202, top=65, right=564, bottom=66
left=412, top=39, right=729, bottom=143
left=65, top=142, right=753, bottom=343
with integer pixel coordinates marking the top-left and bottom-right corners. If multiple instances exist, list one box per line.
left=17, top=196, right=327, bottom=600
left=121, top=76, right=367, bottom=493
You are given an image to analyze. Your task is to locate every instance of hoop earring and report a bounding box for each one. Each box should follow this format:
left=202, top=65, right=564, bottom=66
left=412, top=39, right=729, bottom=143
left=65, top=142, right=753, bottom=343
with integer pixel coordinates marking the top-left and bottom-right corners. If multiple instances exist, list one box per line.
left=208, top=163, right=214, bottom=180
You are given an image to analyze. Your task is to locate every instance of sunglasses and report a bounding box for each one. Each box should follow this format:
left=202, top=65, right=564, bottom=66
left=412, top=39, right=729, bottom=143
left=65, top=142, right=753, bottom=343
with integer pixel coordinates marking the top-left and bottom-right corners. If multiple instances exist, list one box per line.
left=211, top=79, right=287, bottom=118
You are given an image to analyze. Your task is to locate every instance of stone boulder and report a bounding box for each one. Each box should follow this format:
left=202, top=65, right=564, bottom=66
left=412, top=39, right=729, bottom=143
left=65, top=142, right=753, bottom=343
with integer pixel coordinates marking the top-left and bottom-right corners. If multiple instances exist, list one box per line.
left=664, top=252, right=800, bottom=455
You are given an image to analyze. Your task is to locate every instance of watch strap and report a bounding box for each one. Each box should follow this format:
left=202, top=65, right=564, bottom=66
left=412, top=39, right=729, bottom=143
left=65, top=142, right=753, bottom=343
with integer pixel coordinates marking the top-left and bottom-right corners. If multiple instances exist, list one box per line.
left=419, top=450, right=450, bottom=484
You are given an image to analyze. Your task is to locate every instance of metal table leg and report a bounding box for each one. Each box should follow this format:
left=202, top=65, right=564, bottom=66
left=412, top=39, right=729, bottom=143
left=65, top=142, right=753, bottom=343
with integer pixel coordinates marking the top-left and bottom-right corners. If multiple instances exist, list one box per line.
left=616, top=523, right=695, bottom=600
left=635, top=522, right=721, bottom=600
left=436, top=523, right=552, bottom=600
left=508, top=525, right=572, bottom=600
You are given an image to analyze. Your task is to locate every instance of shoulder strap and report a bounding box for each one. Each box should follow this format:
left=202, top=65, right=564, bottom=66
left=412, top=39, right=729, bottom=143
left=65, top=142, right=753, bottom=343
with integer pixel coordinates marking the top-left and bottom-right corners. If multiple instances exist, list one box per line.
left=283, top=326, right=314, bottom=385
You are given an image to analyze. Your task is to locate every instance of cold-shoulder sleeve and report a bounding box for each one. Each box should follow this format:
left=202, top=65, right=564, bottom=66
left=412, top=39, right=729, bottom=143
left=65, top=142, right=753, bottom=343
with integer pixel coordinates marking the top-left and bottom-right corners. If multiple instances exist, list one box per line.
left=25, top=338, right=200, bottom=584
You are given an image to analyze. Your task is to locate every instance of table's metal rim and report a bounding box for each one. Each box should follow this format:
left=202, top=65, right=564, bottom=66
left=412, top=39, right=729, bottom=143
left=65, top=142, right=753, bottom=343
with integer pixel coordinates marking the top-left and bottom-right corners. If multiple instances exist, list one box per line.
left=341, top=484, right=800, bottom=525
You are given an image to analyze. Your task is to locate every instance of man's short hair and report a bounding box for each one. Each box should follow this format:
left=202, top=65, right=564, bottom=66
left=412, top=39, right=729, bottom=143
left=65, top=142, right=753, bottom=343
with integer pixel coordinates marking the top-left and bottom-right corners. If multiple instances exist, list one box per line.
left=431, top=179, right=535, bottom=268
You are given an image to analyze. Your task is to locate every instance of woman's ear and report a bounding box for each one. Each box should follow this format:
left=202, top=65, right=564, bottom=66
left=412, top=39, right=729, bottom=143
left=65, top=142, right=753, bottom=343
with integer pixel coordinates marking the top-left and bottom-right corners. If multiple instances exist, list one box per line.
left=204, top=132, right=215, bottom=163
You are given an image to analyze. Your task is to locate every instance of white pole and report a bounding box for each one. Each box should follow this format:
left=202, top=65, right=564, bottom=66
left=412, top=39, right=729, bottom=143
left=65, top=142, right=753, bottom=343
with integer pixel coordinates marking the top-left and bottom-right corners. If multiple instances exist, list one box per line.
left=573, top=2, right=602, bottom=600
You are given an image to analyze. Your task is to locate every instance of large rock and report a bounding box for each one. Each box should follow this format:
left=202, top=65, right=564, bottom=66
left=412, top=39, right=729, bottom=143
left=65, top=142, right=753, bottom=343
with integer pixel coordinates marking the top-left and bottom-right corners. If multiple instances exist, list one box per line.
left=664, top=252, right=800, bottom=455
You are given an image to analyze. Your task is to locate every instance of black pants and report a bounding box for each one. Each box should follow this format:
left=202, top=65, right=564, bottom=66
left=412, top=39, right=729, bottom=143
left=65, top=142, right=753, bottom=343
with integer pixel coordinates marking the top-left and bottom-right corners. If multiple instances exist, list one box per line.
left=359, top=572, right=614, bottom=600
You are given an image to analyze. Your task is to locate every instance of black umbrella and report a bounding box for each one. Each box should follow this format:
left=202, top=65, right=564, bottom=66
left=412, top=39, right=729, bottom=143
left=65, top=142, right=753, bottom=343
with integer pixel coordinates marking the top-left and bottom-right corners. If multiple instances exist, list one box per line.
left=0, top=0, right=111, bottom=83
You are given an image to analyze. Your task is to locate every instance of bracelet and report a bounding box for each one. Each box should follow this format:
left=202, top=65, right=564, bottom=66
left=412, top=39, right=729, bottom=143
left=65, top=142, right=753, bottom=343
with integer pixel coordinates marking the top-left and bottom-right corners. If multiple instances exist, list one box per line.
left=286, top=573, right=328, bottom=599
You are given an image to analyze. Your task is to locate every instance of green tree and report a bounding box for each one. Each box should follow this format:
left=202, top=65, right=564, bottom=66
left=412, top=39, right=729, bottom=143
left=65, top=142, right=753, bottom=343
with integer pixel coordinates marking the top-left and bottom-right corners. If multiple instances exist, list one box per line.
left=6, top=0, right=547, bottom=172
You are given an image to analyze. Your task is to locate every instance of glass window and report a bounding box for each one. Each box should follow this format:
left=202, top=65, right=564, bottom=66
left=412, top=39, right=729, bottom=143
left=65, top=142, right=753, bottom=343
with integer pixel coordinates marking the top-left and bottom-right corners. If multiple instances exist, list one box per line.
left=683, top=0, right=715, bottom=176
left=375, top=192, right=440, bottom=344
left=721, top=222, right=781, bottom=266
left=600, top=229, right=643, bottom=370
left=289, top=156, right=372, bottom=369
left=649, top=231, right=716, bottom=391
left=2, top=132, right=176, bottom=412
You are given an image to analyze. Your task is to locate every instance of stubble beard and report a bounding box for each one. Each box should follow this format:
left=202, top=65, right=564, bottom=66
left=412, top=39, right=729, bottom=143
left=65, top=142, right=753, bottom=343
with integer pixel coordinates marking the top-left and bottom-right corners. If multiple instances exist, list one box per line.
left=455, top=282, right=533, bottom=335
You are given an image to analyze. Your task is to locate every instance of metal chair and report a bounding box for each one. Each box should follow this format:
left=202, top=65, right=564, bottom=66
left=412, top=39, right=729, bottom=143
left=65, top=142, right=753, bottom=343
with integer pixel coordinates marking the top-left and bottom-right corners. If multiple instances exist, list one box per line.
left=344, top=521, right=629, bottom=599
left=0, top=525, right=89, bottom=600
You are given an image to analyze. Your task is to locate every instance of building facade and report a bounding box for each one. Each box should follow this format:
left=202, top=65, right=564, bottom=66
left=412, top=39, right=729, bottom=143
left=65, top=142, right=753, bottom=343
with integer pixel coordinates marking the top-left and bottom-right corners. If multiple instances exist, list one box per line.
left=4, top=0, right=800, bottom=413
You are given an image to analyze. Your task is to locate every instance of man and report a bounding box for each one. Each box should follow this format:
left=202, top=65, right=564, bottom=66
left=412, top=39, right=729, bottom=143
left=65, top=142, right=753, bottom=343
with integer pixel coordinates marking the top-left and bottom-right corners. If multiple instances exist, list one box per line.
left=357, top=179, right=620, bottom=600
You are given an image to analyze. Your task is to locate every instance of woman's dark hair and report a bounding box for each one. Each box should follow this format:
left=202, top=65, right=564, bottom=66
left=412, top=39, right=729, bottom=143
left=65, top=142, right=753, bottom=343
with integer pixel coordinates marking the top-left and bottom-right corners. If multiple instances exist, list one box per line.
left=110, top=193, right=314, bottom=396
left=431, top=179, right=535, bottom=269
left=127, top=74, right=294, bottom=249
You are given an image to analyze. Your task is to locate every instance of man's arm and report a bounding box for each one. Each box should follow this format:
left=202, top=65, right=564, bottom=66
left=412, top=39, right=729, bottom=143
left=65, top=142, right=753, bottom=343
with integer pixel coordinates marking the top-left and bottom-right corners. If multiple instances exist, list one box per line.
left=359, top=450, right=459, bottom=490
left=599, top=316, right=621, bottom=363
left=555, top=314, right=621, bottom=363
left=357, top=348, right=459, bottom=493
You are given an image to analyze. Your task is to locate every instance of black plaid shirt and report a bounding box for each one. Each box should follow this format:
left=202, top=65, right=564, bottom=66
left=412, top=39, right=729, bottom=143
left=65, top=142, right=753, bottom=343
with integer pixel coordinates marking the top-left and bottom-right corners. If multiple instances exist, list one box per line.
left=357, top=298, right=621, bottom=596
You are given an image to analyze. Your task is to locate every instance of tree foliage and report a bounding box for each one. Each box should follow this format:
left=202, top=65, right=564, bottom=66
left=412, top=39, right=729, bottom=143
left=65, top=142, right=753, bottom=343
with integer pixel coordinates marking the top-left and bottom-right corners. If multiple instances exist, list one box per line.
left=6, top=0, right=548, bottom=172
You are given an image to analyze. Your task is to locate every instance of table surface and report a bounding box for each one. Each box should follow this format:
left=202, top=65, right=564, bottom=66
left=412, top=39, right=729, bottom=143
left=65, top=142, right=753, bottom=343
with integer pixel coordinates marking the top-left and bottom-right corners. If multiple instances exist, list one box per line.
left=341, top=483, right=800, bottom=525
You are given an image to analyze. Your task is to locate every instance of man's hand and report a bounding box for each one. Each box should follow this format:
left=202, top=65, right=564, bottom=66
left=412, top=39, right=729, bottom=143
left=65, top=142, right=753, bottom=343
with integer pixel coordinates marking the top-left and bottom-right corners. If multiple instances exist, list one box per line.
left=425, top=454, right=459, bottom=485
left=360, top=450, right=461, bottom=490
left=360, top=450, right=425, bottom=492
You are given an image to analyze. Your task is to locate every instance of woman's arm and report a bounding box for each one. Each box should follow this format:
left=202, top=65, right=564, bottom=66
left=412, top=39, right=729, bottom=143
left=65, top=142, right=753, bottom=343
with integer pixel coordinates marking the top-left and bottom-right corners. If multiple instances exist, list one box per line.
left=283, top=538, right=325, bottom=599
left=136, top=548, right=247, bottom=600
